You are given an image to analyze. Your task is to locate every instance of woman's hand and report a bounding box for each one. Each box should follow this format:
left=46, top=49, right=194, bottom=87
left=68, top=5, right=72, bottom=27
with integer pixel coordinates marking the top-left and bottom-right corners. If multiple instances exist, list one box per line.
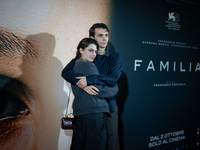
left=83, top=85, right=99, bottom=95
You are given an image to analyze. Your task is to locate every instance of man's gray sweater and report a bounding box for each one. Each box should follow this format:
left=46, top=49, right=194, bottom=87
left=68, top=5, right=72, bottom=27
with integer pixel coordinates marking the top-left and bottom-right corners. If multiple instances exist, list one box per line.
left=72, top=59, right=118, bottom=116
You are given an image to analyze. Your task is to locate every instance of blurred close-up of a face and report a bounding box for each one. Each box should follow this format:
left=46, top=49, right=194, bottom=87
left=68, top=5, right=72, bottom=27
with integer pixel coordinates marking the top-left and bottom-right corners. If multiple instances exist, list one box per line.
left=0, top=0, right=113, bottom=149
left=0, top=28, right=59, bottom=149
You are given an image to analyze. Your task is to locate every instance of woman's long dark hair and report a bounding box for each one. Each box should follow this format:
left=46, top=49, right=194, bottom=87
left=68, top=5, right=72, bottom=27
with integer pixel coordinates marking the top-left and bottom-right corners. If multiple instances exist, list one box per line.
left=76, top=38, right=99, bottom=59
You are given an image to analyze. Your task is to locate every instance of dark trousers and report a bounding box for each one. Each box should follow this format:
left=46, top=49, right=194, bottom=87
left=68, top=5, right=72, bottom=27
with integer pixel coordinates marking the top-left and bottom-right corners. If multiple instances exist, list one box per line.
left=106, top=106, right=120, bottom=150
left=70, top=113, right=107, bottom=150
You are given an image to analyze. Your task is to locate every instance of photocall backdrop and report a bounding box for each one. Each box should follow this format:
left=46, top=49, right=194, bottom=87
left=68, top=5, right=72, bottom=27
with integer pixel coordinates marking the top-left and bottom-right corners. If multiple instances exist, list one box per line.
left=0, top=0, right=200, bottom=150
left=110, top=0, right=200, bottom=150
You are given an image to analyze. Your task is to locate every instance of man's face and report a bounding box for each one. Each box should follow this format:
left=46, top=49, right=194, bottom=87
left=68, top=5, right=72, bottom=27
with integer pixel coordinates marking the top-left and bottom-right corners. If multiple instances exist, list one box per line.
left=93, top=28, right=109, bottom=49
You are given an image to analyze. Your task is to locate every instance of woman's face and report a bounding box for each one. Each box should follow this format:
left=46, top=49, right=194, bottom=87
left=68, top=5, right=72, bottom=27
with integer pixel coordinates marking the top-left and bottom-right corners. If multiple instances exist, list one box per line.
left=80, top=44, right=97, bottom=62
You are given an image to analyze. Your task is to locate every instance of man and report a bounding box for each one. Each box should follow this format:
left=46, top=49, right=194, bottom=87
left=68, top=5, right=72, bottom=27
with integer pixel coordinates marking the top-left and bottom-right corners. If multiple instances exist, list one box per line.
left=62, top=23, right=123, bottom=150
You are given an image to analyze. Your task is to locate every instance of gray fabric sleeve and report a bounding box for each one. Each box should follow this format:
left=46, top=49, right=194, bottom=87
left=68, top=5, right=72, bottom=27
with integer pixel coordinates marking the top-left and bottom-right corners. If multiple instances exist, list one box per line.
left=96, top=84, right=118, bottom=98
left=84, top=62, right=99, bottom=76
left=80, top=61, right=119, bottom=98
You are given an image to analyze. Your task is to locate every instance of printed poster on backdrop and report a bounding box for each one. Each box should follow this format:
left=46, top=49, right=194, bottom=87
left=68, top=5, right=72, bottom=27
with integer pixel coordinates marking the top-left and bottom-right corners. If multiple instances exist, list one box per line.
left=110, top=0, right=200, bottom=149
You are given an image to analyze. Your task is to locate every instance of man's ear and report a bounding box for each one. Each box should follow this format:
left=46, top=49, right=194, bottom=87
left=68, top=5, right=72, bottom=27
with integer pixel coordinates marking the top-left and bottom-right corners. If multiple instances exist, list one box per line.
left=90, top=36, right=94, bottom=39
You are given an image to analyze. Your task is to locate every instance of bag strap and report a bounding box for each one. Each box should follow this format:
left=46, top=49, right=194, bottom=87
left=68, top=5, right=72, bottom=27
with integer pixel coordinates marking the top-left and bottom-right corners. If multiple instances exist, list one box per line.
left=65, top=85, right=72, bottom=117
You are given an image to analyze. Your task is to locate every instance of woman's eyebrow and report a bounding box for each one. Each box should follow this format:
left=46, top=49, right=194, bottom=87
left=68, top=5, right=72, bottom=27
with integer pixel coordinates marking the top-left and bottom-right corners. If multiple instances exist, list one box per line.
left=0, top=28, right=38, bottom=59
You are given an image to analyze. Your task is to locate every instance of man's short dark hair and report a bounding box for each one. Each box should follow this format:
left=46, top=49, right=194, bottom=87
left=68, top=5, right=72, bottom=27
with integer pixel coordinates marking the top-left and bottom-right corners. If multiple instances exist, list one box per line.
left=89, top=23, right=110, bottom=38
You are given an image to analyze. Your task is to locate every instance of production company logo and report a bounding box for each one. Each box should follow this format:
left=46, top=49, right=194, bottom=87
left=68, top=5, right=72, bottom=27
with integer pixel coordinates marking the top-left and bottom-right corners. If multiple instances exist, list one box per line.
left=165, top=12, right=181, bottom=31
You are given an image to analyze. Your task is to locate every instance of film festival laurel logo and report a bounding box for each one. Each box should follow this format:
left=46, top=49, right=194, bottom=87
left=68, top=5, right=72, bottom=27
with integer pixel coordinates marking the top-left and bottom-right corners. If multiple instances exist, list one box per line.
left=165, top=12, right=181, bottom=31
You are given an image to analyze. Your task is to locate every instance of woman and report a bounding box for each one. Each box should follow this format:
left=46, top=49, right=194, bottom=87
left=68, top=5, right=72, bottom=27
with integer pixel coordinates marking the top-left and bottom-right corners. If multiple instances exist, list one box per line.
left=70, top=38, right=118, bottom=150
